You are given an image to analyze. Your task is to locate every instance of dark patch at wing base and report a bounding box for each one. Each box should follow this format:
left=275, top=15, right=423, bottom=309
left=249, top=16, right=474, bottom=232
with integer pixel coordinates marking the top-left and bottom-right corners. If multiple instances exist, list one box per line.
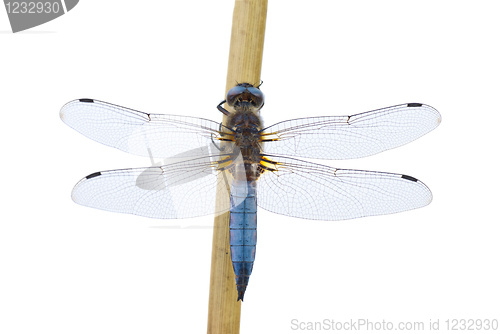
left=401, top=174, right=418, bottom=182
left=85, top=172, right=102, bottom=179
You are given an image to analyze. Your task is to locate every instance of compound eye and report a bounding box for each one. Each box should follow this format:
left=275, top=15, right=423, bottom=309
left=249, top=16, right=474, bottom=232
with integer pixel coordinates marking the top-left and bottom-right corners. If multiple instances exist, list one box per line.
left=226, top=86, right=247, bottom=107
left=247, top=87, right=264, bottom=109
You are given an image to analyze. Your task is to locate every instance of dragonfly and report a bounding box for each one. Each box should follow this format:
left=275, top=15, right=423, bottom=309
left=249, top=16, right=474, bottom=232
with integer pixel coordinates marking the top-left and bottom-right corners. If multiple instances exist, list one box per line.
left=60, top=83, right=441, bottom=301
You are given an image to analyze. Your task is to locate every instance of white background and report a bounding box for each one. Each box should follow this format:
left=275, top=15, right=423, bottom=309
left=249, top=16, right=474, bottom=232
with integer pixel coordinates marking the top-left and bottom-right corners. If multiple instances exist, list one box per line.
left=1, top=1, right=499, bottom=333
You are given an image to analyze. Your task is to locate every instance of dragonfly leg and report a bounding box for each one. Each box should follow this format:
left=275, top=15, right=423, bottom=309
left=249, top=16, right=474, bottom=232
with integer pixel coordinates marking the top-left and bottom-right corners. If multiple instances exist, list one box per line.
left=210, top=133, right=224, bottom=152
left=217, top=100, right=230, bottom=115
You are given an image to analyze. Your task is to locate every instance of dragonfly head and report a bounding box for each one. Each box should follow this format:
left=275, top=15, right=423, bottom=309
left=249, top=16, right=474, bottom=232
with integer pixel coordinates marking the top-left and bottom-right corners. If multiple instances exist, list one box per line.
left=226, top=83, right=264, bottom=112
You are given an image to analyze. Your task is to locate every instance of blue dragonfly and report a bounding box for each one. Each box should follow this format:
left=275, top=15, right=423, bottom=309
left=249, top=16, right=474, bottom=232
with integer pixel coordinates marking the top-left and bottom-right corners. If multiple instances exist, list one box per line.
left=60, top=83, right=441, bottom=301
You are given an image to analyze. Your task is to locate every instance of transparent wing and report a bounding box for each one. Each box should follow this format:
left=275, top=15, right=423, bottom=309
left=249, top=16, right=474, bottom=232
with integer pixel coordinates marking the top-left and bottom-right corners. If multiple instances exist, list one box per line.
left=257, top=155, right=432, bottom=220
left=60, top=99, right=227, bottom=159
left=71, top=154, right=246, bottom=219
left=260, top=103, right=441, bottom=160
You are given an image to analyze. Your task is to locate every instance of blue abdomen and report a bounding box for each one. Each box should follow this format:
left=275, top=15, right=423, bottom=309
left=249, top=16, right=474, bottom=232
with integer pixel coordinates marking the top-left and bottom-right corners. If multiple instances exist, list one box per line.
left=229, top=180, right=257, bottom=301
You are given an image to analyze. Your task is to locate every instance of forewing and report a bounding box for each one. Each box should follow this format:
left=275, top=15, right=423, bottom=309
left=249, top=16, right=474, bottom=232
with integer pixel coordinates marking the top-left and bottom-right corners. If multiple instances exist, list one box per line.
left=71, top=155, right=238, bottom=219
left=257, top=155, right=432, bottom=220
left=60, top=99, right=225, bottom=159
left=261, top=103, right=441, bottom=160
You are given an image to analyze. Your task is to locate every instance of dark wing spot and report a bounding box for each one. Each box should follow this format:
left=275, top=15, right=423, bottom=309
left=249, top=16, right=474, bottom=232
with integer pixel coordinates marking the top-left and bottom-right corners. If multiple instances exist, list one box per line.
left=407, top=103, right=423, bottom=107
left=86, top=172, right=102, bottom=179
left=79, top=98, right=94, bottom=103
left=401, top=174, right=418, bottom=182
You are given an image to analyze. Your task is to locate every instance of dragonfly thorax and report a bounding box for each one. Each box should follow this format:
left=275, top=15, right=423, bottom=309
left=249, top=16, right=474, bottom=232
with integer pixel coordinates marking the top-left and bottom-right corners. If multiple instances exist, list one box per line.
left=228, top=111, right=262, bottom=131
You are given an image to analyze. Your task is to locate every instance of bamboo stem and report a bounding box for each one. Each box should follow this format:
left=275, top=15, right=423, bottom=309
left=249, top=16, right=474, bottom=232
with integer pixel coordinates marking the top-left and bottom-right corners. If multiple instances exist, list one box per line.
left=207, top=1, right=267, bottom=333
